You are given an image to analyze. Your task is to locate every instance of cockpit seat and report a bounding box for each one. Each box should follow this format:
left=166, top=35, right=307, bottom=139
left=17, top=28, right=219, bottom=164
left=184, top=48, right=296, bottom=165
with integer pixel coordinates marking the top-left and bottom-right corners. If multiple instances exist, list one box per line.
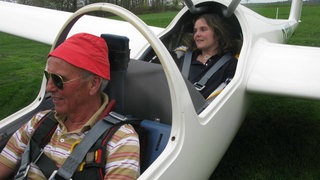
left=101, top=34, right=172, bottom=173
left=101, top=33, right=205, bottom=172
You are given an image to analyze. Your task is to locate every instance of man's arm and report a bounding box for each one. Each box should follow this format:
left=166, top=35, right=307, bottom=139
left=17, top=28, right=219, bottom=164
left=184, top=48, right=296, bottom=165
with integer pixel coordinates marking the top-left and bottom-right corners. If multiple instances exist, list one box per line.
left=0, top=162, right=14, bottom=179
left=0, top=112, right=47, bottom=180
left=104, top=124, right=140, bottom=179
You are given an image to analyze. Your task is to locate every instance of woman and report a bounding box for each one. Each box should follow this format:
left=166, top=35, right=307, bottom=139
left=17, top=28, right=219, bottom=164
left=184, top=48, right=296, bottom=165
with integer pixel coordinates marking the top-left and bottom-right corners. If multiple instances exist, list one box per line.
left=176, top=13, right=238, bottom=99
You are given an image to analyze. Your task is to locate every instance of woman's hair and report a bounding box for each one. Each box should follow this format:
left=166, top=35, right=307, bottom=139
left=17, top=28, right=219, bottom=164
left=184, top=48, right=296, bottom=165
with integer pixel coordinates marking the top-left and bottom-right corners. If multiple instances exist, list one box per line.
left=191, top=13, right=236, bottom=55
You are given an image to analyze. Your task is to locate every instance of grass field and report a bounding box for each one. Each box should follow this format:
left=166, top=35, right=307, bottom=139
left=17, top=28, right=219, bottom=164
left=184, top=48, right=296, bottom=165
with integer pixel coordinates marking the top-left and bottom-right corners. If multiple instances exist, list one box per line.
left=211, top=4, right=320, bottom=179
left=0, top=3, right=319, bottom=179
left=0, top=34, right=50, bottom=119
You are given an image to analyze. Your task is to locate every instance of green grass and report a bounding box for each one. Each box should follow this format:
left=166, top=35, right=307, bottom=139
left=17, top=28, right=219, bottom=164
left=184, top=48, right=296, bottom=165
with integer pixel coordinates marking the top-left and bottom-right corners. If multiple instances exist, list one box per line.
left=111, top=11, right=178, bottom=27
left=135, top=11, right=179, bottom=27
left=0, top=33, right=50, bottom=119
left=289, top=5, right=320, bottom=47
left=211, top=95, right=320, bottom=179
left=211, top=5, right=320, bottom=180
left=250, top=4, right=320, bottom=47
left=211, top=4, right=320, bottom=179
left=0, top=3, right=320, bottom=179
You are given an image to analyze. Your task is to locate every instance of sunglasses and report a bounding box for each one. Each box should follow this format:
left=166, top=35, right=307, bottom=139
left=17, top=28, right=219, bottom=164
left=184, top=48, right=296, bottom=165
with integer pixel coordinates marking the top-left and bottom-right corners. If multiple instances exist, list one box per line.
left=44, top=70, right=83, bottom=90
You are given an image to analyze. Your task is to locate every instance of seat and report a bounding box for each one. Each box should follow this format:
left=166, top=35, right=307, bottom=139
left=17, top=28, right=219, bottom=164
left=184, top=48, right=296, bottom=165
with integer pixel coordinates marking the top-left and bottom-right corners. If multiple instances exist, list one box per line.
left=139, top=119, right=171, bottom=172
left=100, top=34, right=172, bottom=173
left=101, top=33, right=206, bottom=172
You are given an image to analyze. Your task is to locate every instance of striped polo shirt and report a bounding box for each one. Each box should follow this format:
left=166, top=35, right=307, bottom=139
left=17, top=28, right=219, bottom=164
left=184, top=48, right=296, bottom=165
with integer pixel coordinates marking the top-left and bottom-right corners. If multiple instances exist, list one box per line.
left=0, top=94, right=140, bottom=179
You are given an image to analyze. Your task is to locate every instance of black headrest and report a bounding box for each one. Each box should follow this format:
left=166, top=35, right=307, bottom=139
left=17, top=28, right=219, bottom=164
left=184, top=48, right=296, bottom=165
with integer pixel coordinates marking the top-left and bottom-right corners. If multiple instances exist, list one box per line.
left=100, top=34, right=130, bottom=113
left=100, top=34, right=130, bottom=71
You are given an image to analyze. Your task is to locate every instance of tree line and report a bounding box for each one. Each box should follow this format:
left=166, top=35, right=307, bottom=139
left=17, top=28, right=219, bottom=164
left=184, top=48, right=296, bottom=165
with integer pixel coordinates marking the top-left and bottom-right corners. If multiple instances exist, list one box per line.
left=16, top=0, right=183, bottom=13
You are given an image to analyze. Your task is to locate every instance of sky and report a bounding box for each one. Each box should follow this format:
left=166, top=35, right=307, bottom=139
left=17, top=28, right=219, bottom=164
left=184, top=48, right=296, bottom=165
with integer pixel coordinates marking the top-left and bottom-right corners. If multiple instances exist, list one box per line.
left=241, top=0, right=283, bottom=3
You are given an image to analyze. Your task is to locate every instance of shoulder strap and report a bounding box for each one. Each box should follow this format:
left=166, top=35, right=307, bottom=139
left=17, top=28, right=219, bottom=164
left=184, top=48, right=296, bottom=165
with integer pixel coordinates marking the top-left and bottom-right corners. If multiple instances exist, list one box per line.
left=16, top=99, right=117, bottom=180
left=99, top=98, right=116, bottom=118
left=50, top=112, right=130, bottom=180
left=181, top=50, right=192, bottom=78
left=15, top=111, right=58, bottom=180
left=194, top=53, right=233, bottom=91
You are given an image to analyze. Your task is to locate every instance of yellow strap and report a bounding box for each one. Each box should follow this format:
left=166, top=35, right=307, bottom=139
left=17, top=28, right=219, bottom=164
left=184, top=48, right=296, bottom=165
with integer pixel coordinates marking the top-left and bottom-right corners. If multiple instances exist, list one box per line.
left=206, top=89, right=223, bottom=100
left=78, top=162, right=86, bottom=171
left=70, top=140, right=80, bottom=152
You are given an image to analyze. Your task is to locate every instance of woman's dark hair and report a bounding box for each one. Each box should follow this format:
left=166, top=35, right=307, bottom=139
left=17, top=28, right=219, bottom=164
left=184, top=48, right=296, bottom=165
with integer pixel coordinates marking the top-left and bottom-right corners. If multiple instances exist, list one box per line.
left=191, top=13, right=236, bottom=55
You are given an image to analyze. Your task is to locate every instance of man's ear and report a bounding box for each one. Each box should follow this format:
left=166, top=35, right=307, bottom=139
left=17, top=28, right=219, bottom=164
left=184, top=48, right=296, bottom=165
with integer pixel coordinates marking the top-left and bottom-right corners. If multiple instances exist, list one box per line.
left=88, top=76, right=102, bottom=95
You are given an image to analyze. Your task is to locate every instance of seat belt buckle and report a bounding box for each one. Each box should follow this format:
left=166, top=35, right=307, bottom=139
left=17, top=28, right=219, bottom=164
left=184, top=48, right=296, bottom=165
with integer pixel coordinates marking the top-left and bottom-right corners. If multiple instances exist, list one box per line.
left=193, top=82, right=205, bottom=91
left=49, top=170, right=73, bottom=180
left=14, top=164, right=30, bottom=180
left=109, top=111, right=127, bottom=121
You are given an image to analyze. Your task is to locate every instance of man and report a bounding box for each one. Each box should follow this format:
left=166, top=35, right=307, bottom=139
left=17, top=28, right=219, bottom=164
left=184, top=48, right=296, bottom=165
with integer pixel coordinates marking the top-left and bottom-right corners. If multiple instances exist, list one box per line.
left=0, top=33, right=140, bottom=179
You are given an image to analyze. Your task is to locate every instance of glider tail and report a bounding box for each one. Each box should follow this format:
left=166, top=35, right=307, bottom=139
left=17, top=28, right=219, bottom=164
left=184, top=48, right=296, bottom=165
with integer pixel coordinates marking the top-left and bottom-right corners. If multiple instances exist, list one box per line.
left=289, top=0, right=303, bottom=23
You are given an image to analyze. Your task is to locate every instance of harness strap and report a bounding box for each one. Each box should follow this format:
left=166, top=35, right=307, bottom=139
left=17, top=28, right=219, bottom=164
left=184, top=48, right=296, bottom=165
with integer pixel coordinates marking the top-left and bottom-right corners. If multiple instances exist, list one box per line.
left=194, top=53, right=233, bottom=91
left=15, top=99, right=117, bottom=180
left=50, top=112, right=128, bottom=180
left=35, top=149, right=59, bottom=178
left=30, top=112, right=59, bottom=178
left=14, top=142, right=31, bottom=180
left=181, top=50, right=192, bottom=78
left=15, top=111, right=58, bottom=180
left=182, top=52, right=233, bottom=91
left=99, top=99, right=116, bottom=118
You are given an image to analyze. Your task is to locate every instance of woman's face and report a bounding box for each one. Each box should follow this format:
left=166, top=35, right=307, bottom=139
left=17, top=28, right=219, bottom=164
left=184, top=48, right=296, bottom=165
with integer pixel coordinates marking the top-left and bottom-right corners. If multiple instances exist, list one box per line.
left=193, top=17, right=218, bottom=52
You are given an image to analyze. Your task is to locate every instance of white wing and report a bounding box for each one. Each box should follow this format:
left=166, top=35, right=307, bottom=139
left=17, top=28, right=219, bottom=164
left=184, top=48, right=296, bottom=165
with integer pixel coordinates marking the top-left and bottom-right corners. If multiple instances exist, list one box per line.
left=247, top=39, right=320, bottom=100
left=0, top=1, right=164, bottom=57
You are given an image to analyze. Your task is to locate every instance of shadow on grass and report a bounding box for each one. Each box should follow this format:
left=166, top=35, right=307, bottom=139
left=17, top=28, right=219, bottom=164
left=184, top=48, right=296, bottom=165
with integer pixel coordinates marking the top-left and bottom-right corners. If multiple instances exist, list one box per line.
left=211, top=94, right=320, bottom=179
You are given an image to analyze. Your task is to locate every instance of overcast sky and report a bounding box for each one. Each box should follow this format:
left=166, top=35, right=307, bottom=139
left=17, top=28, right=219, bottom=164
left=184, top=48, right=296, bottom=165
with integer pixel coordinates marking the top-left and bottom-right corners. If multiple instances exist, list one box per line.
left=241, top=0, right=282, bottom=3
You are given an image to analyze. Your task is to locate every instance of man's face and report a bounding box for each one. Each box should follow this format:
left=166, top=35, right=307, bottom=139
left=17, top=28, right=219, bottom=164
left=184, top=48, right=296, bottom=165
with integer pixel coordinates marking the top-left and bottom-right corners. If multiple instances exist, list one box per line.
left=45, top=56, right=92, bottom=115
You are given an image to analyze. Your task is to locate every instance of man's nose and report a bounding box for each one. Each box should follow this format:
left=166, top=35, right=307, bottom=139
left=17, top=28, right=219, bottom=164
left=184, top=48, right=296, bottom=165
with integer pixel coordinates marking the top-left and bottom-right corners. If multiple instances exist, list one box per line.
left=45, top=77, right=58, bottom=92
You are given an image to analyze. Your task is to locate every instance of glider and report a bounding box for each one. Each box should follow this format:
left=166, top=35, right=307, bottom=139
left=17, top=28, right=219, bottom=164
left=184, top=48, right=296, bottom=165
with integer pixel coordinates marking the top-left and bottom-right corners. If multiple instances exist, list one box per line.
left=0, top=0, right=319, bottom=179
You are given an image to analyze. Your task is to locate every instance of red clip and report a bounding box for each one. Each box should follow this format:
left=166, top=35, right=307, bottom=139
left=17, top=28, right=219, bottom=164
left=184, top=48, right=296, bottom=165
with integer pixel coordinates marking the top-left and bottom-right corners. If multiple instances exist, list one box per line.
left=95, top=149, right=102, bottom=163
